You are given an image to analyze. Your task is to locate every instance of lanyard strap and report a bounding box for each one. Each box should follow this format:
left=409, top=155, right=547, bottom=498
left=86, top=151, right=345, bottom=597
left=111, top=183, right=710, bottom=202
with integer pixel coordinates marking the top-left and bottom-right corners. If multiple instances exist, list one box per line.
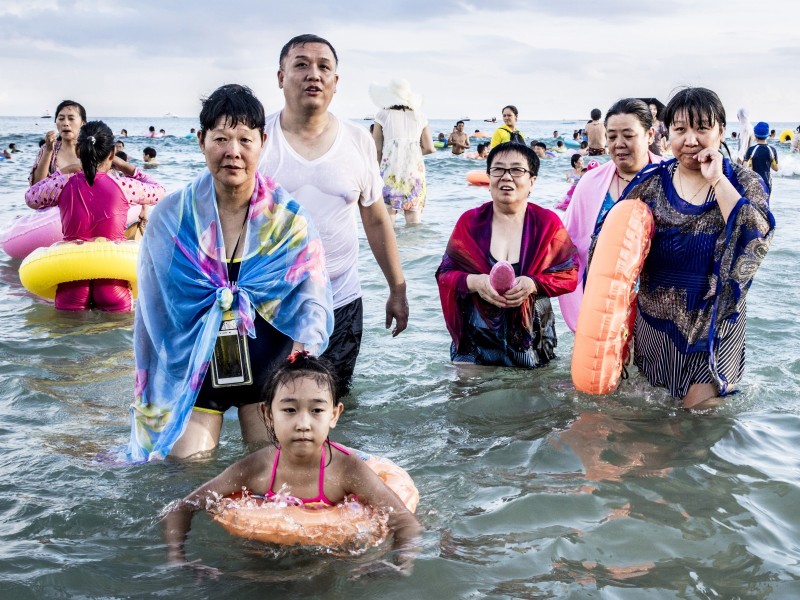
left=227, top=206, right=250, bottom=284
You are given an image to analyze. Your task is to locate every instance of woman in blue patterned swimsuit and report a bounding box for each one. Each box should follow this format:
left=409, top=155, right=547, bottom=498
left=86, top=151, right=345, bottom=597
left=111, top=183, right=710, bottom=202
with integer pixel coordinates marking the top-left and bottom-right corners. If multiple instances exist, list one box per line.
left=613, top=87, right=775, bottom=409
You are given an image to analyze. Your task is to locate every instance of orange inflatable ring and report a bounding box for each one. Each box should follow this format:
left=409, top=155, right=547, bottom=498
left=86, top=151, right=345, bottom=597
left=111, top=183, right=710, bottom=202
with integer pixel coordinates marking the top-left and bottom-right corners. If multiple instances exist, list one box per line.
left=212, top=451, right=418, bottom=553
left=571, top=198, right=654, bottom=394
left=466, top=170, right=490, bottom=186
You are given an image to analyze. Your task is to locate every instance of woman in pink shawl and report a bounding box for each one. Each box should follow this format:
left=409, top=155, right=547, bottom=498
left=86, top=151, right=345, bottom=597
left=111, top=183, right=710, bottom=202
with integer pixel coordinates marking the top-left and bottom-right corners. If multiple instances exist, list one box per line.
left=559, top=98, right=664, bottom=332
left=437, top=143, right=577, bottom=368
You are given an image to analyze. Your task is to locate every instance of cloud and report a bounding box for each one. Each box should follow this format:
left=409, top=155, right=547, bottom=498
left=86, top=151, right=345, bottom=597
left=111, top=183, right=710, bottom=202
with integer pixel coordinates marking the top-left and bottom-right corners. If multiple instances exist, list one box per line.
left=0, top=0, right=797, bottom=120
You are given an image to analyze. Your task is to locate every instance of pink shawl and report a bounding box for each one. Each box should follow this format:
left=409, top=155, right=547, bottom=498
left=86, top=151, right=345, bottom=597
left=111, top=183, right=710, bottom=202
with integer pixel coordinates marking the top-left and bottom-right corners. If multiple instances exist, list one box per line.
left=558, top=151, right=662, bottom=332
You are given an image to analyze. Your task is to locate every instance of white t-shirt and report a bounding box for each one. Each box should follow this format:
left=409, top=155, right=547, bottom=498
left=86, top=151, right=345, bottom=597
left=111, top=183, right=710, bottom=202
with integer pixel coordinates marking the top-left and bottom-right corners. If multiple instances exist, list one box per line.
left=259, top=112, right=382, bottom=309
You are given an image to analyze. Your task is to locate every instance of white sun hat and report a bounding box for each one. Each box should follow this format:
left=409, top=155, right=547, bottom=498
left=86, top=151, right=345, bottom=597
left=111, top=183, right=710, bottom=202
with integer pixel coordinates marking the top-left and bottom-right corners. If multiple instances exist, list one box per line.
left=369, top=79, right=423, bottom=111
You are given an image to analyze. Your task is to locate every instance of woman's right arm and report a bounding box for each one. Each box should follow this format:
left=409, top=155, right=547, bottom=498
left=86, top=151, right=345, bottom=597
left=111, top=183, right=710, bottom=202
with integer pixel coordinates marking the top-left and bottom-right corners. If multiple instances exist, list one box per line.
left=372, top=123, right=384, bottom=164
left=25, top=170, right=70, bottom=209
left=29, top=131, right=57, bottom=185
left=420, top=125, right=435, bottom=155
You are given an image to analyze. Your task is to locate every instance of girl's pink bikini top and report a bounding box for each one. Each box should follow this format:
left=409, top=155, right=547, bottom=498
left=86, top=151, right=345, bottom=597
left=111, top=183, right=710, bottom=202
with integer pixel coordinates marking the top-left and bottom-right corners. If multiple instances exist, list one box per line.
left=265, top=440, right=350, bottom=507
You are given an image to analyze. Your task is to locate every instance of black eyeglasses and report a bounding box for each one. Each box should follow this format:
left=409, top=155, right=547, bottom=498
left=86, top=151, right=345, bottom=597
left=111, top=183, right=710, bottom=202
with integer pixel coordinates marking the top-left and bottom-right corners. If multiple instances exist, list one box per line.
left=489, top=166, right=530, bottom=178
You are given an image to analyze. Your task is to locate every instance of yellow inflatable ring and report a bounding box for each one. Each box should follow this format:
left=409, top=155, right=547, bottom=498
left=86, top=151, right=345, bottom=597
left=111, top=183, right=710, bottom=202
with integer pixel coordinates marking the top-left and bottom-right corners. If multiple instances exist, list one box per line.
left=212, top=452, right=418, bottom=553
left=18, top=238, right=139, bottom=300
left=779, top=129, right=794, bottom=142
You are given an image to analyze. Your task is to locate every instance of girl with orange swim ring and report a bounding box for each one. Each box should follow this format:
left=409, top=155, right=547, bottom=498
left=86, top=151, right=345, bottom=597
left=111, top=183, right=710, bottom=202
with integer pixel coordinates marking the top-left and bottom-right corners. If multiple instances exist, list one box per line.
left=161, top=353, right=422, bottom=575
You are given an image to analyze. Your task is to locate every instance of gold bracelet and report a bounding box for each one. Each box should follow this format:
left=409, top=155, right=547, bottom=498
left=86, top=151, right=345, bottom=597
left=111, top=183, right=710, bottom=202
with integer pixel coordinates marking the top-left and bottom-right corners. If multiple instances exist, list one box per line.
left=711, top=176, right=723, bottom=189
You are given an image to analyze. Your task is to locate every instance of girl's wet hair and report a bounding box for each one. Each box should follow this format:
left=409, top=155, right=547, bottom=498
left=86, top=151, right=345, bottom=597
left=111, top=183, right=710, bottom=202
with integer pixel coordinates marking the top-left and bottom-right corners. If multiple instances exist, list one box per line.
left=55, top=99, right=87, bottom=123
left=261, top=352, right=339, bottom=412
left=199, top=84, right=265, bottom=135
left=604, top=98, right=653, bottom=131
left=663, top=87, right=726, bottom=130
left=571, top=153, right=582, bottom=168
left=77, top=121, right=114, bottom=186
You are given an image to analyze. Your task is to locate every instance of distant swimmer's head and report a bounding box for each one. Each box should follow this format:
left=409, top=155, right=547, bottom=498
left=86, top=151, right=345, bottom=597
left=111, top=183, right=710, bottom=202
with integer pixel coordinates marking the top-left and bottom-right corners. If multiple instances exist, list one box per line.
left=501, top=105, right=519, bottom=127
left=143, top=146, right=157, bottom=161
left=664, top=87, right=726, bottom=134
left=77, top=121, right=114, bottom=186
left=590, top=108, right=602, bottom=121
left=571, top=153, right=583, bottom=168
left=279, top=34, right=339, bottom=70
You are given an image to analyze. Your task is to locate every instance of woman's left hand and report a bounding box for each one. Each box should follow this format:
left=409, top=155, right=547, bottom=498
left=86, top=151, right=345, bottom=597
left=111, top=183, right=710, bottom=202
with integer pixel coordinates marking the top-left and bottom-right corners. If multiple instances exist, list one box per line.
left=695, top=147, right=724, bottom=184
left=503, top=276, right=536, bottom=307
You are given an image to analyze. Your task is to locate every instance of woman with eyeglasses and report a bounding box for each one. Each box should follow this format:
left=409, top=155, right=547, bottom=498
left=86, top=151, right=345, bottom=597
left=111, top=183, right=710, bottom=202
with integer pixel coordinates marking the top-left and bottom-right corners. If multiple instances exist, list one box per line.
left=436, top=142, right=578, bottom=368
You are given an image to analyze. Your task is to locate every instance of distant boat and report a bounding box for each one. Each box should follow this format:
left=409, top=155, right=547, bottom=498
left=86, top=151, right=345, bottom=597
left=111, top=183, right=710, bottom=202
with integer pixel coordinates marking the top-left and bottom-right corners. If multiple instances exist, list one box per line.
left=459, top=117, right=471, bottom=122
left=363, top=115, right=374, bottom=120
left=40, top=110, right=51, bottom=119
left=164, top=112, right=180, bottom=118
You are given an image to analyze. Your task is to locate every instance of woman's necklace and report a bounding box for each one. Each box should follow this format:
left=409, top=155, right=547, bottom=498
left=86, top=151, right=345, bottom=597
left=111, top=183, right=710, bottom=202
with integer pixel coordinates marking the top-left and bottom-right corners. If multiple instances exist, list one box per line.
left=615, top=171, right=632, bottom=198
left=676, top=166, right=709, bottom=205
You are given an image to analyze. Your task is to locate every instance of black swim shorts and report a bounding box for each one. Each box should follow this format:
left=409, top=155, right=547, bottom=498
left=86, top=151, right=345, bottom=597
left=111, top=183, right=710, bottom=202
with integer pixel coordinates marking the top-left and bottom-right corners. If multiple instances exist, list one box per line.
left=321, top=297, right=363, bottom=399
left=193, top=315, right=294, bottom=414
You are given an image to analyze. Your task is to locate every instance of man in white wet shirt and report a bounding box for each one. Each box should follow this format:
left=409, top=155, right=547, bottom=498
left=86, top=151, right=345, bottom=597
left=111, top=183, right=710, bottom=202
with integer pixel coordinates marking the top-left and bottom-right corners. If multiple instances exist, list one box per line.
left=258, top=34, right=409, bottom=398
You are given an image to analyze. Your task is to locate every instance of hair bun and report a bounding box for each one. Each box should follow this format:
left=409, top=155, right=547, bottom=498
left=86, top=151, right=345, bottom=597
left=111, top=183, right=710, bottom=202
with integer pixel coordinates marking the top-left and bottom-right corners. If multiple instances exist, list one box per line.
left=287, top=350, right=311, bottom=364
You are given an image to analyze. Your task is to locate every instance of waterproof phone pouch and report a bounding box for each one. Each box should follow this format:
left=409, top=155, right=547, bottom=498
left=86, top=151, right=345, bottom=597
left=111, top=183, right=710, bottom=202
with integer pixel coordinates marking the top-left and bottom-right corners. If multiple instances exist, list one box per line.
left=211, top=310, right=253, bottom=387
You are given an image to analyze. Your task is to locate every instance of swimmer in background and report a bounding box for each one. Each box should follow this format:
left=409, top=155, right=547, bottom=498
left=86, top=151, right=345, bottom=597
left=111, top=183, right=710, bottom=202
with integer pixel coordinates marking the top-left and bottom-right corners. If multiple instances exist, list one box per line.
left=142, top=146, right=158, bottom=168
left=147, top=126, right=157, bottom=138
left=554, top=140, right=566, bottom=154
left=472, top=129, right=489, bottom=138
left=119, top=128, right=128, bottom=138
left=448, top=120, right=470, bottom=155
left=436, top=132, right=448, bottom=148
left=158, top=128, right=166, bottom=138
left=532, top=141, right=554, bottom=159
left=161, top=353, right=422, bottom=576
left=115, top=140, right=125, bottom=155
left=8, top=143, right=21, bottom=153
left=555, top=153, right=585, bottom=210
left=744, top=121, right=779, bottom=199
left=586, top=108, right=607, bottom=155
left=792, top=126, right=800, bottom=153
left=464, top=142, right=489, bottom=159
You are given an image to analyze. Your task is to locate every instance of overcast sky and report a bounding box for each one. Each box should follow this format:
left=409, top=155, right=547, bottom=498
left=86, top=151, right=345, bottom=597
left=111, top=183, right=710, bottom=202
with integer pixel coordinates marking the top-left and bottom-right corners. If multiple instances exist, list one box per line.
left=1, top=0, right=797, bottom=123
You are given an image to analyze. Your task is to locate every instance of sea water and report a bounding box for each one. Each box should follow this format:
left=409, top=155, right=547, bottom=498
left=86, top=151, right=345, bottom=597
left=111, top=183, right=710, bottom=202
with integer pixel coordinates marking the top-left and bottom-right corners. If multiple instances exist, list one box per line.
left=1, top=116, right=799, bottom=599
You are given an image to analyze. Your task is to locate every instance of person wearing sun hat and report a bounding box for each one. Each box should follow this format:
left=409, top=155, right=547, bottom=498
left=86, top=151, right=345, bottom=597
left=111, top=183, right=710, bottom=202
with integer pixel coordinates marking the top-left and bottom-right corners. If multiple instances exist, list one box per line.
left=369, top=78, right=435, bottom=225
left=744, top=121, right=779, bottom=199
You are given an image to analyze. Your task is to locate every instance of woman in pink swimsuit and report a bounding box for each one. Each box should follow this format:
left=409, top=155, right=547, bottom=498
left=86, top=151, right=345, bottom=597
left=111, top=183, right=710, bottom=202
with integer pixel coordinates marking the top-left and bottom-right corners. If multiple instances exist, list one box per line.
left=162, top=353, right=422, bottom=573
left=25, top=121, right=165, bottom=311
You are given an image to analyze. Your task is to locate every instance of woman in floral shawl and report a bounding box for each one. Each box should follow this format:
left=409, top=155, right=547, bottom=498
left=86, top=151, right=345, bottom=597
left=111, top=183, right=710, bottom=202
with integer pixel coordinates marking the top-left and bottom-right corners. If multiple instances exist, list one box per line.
left=613, top=87, right=775, bottom=409
left=128, top=85, right=333, bottom=462
left=436, top=142, right=578, bottom=368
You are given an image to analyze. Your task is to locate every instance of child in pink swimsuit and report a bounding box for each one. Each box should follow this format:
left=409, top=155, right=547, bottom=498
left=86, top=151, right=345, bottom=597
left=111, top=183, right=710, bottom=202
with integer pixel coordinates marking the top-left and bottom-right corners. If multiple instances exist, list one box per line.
left=25, top=121, right=165, bottom=311
left=161, top=353, right=422, bottom=573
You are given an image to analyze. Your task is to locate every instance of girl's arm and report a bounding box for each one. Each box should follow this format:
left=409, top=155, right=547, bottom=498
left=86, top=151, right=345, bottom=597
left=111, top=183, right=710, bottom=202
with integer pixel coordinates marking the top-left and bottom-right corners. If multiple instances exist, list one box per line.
left=113, top=157, right=166, bottom=206
left=25, top=170, right=71, bottom=209
left=344, top=456, right=423, bottom=572
left=161, top=451, right=267, bottom=564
